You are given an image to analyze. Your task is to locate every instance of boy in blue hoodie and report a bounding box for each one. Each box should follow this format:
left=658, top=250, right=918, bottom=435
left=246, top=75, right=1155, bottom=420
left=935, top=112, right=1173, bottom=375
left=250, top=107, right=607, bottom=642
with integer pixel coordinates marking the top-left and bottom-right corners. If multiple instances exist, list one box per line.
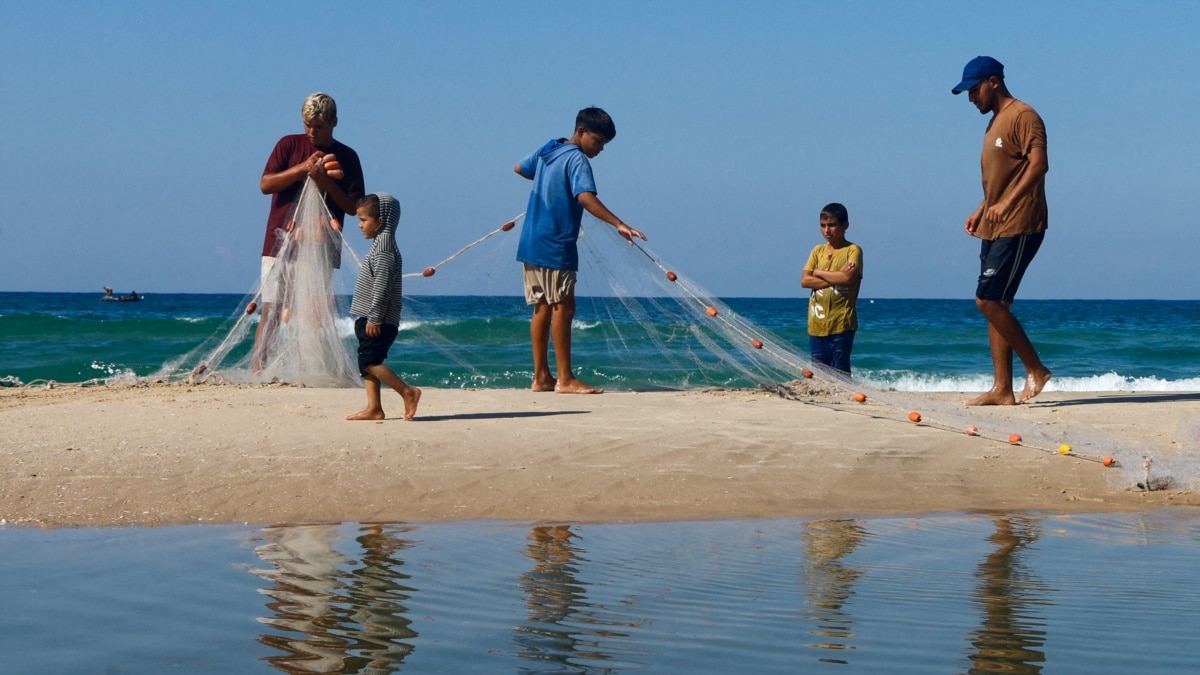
left=346, top=193, right=421, bottom=421
left=513, top=107, right=647, bottom=394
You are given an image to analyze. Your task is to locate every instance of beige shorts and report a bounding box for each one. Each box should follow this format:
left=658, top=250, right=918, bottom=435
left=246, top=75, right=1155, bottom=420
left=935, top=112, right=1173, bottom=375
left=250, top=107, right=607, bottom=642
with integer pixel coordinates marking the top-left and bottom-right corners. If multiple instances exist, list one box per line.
left=260, top=256, right=283, bottom=304
left=523, top=264, right=576, bottom=305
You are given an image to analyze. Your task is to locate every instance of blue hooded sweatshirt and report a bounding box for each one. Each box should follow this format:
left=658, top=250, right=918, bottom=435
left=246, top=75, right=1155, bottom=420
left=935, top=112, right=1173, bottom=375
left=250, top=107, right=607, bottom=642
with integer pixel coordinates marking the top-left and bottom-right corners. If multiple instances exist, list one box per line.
left=350, top=193, right=403, bottom=326
left=515, top=139, right=597, bottom=271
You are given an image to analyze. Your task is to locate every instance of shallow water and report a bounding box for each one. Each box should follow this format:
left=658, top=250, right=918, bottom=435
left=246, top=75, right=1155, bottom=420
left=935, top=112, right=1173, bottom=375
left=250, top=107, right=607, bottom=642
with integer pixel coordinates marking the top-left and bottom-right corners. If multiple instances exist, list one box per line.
left=3, top=511, right=1198, bottom=673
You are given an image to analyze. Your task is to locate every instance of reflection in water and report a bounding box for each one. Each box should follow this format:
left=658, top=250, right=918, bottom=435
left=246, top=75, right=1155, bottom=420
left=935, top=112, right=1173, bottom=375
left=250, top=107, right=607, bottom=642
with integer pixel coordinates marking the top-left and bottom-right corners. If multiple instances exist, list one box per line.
left=251, top=523, right=419, bottom=674
left=7, top=514, right=1198, bottom=671
left=512, top=524, right=644, bottom=672
left=800, top=518, right=868, bottom=664
left=965, top=516, right=1049, bottom=674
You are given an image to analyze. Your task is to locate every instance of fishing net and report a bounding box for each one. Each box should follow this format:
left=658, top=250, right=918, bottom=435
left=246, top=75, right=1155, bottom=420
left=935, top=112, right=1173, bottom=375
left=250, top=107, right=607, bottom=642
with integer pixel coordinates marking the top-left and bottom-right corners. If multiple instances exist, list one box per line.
left=395, top=213, right=1198, bottom=492
left=151, top=193, right=1196, bottom=493
left=155, top=178, right=362, bottom=387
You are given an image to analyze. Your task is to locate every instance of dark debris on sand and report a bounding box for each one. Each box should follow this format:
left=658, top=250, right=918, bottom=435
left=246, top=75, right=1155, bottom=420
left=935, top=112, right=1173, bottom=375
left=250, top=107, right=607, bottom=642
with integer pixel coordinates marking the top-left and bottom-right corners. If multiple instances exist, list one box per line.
left=761, top=379, right=843, bottom=402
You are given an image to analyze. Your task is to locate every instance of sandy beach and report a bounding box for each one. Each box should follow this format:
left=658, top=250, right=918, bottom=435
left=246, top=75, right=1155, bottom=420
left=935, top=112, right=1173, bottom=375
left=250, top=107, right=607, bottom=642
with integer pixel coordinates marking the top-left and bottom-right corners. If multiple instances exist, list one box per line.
left=2, top=383, right=1196, bottom=528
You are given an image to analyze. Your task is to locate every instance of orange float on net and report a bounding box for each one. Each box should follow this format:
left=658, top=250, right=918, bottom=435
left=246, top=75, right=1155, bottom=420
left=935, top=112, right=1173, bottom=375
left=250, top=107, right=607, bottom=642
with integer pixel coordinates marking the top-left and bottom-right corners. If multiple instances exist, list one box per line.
left=908, top=411, right=922, bottom=423
left=801, top=369, right=814, bottom=379
left=422, top=267, right=436, bottom=277
left=245, top=301, right=257, bottom=315
left=192, top=364, right=207, bottom=376
left=1008, top=433, right=1022, bottom=445
left=706, top=306, right=718, bottom=317
left=329, top=218, right=341, bottom=231
left=853, top=392, right=867, bottom=403
left=666, top=271, right=678, bottom=282
left=751, top=339, right=763, bottom=350
left=501, top=221, right=516, bottom=231
left=1102, top=456, right=1116, bottom=467
left=965, top=425, right=979, bottom=436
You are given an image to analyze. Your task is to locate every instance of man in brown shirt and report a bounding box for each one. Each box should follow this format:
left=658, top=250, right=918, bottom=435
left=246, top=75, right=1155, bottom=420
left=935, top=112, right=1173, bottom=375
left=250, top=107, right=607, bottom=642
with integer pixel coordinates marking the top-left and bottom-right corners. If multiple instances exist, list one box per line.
left=953, top=56, right=1053, bottom=406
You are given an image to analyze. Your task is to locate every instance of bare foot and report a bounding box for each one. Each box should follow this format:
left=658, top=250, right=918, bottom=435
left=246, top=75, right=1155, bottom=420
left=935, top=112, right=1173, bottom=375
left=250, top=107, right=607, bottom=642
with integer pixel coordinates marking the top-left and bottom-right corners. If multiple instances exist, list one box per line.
left=1017, top=369, right=1052, bottom=404
left=532, top=377, right=557, bottom=392
left=554, top=377, right=604, bottom=394
left=346, top=408, right=386, bottom=421
left=965, top=390, right=1016, bottom=406
left=402, top=387, right=422, bottom=421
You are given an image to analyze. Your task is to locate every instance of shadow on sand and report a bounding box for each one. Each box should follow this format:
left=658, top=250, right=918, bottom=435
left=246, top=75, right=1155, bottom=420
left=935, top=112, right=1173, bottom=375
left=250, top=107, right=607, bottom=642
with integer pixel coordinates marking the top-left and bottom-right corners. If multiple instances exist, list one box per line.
left=1032, top=392, right=1200, bottom=407
left=411, top=410, right=590, bottom=422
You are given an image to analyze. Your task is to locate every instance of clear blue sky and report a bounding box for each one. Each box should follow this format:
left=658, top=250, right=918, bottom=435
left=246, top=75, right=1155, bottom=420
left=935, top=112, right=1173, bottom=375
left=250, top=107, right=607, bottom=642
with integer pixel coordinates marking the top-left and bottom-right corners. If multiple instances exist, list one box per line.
left=2, top=1, right=1196, bottom=299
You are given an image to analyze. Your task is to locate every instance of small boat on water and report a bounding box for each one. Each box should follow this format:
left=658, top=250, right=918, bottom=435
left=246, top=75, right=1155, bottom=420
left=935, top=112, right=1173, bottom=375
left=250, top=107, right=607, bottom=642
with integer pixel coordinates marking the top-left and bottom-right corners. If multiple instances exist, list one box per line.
left=102, top=286, right=141, bottom=302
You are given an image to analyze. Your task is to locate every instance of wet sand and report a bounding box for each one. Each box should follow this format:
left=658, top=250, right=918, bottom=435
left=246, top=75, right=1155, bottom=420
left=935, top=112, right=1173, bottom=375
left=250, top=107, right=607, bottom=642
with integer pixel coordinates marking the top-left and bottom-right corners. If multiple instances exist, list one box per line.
left=2, top=384, right=1196, bottom=528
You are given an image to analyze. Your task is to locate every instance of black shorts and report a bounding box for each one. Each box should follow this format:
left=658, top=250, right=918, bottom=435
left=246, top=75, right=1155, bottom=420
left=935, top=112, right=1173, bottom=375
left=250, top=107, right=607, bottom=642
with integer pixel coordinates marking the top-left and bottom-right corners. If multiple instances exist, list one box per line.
left=976, top=231, right=1044, bottom=302
left=355, top=317, right=399, bottom=375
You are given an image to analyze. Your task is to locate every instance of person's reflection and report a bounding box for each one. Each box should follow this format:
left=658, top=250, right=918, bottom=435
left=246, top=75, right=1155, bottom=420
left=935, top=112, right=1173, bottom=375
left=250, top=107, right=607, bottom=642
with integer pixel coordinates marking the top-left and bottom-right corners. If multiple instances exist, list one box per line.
left=513, top=525, right=589, bottom=668
left=344, top=524, right=419, bottom=671
left=513, top=524, right=640, bottom=671
left=800, top=518, right=867, bottom=663
left=965, top=516, right=1048, bottom=674
left=252, top=522, right=418, bottom=674
left=254, top=524, right=349, bottom=673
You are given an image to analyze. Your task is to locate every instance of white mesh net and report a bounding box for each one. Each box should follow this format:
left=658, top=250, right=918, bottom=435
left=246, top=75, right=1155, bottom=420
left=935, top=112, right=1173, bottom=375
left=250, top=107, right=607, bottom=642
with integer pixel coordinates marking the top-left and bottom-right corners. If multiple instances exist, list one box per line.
left=156, top=178, right=361, bottom=387
left=153, top=200, right=1197, bottom=493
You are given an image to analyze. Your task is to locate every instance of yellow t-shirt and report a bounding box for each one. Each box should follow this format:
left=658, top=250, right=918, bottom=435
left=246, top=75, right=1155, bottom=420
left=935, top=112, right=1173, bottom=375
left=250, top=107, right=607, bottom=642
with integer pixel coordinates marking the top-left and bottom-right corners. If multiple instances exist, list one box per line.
left=804, top=242, right=863, bottom=337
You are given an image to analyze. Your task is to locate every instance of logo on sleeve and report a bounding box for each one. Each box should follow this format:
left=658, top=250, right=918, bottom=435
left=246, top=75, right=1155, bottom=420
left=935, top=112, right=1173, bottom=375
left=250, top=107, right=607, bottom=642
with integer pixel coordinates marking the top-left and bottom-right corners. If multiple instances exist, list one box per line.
left=994, top=137, right=1004, bottom=148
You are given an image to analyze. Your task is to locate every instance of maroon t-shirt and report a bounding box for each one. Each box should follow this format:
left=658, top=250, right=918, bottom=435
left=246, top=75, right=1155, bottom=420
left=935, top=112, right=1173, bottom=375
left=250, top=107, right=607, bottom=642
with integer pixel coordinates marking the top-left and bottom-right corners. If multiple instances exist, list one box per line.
left=260, top=134, right=365, bottom=258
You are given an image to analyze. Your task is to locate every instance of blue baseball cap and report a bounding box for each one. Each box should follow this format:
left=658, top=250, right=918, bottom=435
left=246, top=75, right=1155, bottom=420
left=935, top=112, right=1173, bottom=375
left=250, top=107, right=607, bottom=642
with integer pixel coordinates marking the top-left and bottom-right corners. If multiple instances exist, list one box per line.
left=952, top=56, right=1004, bottom=94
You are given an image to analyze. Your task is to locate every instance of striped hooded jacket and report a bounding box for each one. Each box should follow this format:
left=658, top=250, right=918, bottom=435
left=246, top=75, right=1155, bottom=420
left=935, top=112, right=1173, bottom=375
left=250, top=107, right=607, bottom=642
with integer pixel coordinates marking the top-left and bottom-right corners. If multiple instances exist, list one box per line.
left=350, top=193, right=403, bottom=326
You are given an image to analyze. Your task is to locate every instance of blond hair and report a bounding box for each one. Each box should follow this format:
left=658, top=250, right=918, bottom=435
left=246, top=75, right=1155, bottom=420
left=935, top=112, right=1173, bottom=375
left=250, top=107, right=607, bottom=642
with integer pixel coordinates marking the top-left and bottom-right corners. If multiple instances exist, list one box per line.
left=301, top=92, right=337, bottom=124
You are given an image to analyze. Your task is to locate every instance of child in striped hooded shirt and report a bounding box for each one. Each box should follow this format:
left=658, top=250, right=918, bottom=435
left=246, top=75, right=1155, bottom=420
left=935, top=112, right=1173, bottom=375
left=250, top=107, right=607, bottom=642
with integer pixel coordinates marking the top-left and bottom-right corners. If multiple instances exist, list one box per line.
left=346, top=192, right=422, bottom=421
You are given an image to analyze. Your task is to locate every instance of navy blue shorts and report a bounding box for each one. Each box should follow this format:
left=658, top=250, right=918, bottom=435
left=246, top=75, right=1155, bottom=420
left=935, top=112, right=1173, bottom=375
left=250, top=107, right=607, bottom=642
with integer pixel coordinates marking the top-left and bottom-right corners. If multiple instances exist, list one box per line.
left=355, top=317, right=399, bottom=375
left=809, top=330, right=856, bottom=375
left=976, top=231, right=1044, bottom=303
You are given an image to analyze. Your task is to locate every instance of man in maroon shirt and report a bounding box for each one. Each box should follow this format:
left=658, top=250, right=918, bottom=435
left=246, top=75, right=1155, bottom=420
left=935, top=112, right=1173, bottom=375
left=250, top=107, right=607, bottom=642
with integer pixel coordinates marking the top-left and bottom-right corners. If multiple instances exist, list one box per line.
left=254, top=92, right=364, bottom=371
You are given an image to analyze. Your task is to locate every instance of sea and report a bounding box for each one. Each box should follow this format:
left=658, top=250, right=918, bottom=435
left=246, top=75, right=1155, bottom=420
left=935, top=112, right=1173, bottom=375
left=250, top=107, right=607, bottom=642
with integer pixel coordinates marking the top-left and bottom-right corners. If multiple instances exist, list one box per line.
left=3, top=292, right=1199, bottom=392
left=3, top=291, right=1199, bottom=673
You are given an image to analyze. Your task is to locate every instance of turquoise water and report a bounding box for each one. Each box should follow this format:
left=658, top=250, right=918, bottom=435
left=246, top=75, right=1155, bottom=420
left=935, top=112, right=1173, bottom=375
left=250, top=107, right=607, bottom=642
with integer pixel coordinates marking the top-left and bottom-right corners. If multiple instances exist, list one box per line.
left=3, top=292, right=1198, bottom=391
left=3, top=512, right=1198, bottom=673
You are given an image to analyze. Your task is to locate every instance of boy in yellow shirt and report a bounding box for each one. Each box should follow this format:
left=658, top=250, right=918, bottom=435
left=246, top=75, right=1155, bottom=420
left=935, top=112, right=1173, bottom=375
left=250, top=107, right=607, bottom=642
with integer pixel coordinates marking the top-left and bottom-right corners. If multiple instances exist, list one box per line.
left=800, top=203, right=863, bottom=375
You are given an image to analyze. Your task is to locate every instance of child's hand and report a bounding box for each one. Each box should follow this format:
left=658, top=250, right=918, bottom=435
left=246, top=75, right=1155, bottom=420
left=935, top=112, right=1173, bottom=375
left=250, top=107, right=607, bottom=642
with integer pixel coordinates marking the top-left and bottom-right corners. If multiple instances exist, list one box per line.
left=616, top=222, right=647, bottom=244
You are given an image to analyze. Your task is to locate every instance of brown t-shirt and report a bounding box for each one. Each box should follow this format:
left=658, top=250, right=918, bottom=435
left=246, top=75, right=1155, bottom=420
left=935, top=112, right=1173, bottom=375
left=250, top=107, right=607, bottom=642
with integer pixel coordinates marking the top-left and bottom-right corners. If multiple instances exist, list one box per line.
left=977, top=99, right=1048, bottom=240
